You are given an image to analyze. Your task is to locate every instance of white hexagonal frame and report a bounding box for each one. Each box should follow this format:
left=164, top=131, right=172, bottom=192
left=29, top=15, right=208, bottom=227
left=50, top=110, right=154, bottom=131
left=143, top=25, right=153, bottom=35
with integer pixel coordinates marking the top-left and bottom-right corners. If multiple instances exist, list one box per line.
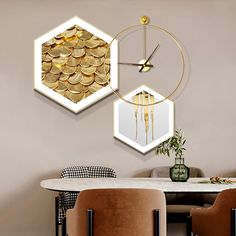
left=114, top=85, right=174, bottom=154
left=34, top=16, right=118, bottom=113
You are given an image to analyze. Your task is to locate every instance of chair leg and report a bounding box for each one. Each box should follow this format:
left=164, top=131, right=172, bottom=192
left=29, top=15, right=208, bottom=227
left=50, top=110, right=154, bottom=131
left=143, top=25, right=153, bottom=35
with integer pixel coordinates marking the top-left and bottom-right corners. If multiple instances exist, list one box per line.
left=186, top=216, right=192, bottom=236
left=231, top=208, right=236, bottom=236
left=87, top=209, right=93, bottom=236
left=154, top=209, right=160, bottom=236
left=62, top=218, right=66, bottom=236
left=55, top=197, right=59, bottom=236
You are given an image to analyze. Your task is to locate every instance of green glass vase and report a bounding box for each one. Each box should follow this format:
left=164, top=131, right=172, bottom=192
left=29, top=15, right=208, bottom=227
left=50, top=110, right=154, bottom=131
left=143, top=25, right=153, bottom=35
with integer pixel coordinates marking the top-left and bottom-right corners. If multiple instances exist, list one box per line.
left=170, top=157, right=190, bottom=182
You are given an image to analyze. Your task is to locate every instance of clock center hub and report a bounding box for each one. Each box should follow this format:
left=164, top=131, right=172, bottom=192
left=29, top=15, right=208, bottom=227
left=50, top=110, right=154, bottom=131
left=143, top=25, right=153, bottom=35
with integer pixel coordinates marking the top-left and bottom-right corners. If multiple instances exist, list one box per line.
left=138, top=59, right=151, bottom=72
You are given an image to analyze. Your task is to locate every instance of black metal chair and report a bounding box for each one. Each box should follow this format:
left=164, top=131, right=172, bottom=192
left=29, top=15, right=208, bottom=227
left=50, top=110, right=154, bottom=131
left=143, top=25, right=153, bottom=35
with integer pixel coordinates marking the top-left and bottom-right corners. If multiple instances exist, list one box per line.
left=55, top=166, right=116, bottom=236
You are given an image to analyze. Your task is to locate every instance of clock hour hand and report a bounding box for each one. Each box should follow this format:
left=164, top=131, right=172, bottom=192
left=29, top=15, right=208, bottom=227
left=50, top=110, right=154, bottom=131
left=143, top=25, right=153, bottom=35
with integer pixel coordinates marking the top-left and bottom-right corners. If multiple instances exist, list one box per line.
left=118, top=62, right=153, bottom=68
left=139, top=44, right=160, bottom=72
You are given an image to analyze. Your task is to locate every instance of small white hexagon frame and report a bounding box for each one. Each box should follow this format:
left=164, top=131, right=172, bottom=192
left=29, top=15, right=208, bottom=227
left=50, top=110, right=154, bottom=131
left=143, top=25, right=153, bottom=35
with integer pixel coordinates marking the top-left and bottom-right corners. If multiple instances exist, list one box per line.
left=34, top=16, right=118, bottom=113
left=114, top=85, right=174, bottom=154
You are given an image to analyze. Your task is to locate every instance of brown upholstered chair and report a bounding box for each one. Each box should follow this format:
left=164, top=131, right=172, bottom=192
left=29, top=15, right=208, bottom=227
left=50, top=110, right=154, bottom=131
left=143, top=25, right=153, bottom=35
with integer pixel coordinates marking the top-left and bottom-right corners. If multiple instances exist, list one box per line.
left=190, top=189, right=236, bottom=236
left=66, top=188, right=167, bottom=236
left=150, top=167, right=204, bottom=221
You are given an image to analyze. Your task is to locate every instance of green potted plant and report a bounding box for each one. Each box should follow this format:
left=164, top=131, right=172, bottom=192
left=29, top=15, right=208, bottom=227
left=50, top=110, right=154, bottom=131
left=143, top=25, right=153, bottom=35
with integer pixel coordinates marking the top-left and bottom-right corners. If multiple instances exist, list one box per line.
left=155, top=129, right=189, bottom=182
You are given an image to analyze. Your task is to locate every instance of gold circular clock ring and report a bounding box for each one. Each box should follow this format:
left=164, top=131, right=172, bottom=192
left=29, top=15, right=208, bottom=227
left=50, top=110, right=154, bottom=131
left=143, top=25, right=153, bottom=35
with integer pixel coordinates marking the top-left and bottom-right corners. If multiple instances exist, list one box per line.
left=107, top=24, right=186, bottom=106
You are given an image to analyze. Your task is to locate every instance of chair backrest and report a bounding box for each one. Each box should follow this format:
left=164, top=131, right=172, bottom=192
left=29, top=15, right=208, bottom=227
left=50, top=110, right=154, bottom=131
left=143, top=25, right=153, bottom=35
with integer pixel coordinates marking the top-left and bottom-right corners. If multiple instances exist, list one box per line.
left=191, top=188, right=236, bottom=236
left=150, top=166, right=203, bottom=178
left=60, top=166, right=116, bottom=212
left=61, top=166, right=117, bottom=178
left=150, top=166, right=204, bottom=205
left=69, top=188, right=166, bottom=236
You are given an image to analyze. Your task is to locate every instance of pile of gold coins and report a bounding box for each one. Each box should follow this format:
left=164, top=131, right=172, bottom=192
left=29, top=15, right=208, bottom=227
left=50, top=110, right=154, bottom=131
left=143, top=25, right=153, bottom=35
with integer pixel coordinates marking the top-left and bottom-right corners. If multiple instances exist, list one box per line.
left=42, top=25, right=110, bottom=103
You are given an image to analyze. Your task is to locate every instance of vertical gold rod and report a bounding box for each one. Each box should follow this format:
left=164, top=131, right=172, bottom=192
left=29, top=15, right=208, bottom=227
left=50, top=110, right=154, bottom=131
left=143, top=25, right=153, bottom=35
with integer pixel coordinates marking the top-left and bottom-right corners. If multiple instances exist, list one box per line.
left=133, top=95, right=139, bottom=140
left=143, top=25, right=147, bottom=59
left=150, top=95, right=155, bottom=141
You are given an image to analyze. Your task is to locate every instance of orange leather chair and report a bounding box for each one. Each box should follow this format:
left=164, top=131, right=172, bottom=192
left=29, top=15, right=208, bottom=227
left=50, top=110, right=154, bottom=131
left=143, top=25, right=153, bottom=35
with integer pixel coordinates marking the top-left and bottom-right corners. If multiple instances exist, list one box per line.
left=190, top=189, right=236, bottom=236
left=66, top=188, right=167, bottom=236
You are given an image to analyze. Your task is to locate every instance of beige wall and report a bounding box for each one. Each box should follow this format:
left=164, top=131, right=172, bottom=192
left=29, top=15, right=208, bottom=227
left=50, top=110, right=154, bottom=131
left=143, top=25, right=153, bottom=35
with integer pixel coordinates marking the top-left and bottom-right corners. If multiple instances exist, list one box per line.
left=1, top=0, right=236, bottom=235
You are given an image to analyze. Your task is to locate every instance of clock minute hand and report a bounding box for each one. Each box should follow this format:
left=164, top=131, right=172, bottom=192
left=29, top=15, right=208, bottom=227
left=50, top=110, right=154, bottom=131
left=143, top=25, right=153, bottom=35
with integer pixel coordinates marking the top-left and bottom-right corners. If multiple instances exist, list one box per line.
left=139, top=44, right=160, bottom=72
left=119, top=62, right=153, bottom=67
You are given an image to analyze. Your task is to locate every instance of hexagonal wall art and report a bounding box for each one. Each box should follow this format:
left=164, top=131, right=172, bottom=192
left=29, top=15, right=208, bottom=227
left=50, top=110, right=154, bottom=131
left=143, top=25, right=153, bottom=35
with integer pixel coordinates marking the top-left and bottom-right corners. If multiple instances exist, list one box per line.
left=34, top=17, right=118, bottom=113
left=114, top=85, right=174, bottom=154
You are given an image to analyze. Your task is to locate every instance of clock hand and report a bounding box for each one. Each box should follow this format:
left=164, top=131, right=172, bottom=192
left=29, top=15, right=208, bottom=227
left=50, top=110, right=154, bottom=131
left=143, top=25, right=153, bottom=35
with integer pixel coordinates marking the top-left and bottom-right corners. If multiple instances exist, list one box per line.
left=118, top=62, right=153, bottom=67
left=139, top=44, right=160, bottom=72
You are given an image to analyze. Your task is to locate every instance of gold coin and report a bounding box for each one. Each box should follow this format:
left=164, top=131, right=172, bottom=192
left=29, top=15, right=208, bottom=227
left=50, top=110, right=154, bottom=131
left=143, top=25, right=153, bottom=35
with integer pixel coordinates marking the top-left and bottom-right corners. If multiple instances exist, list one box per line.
left=82, top=85, right=89, bottom=93
left=67, top=25, right=75, bottom=30
left=99, top=39, right=107, bottom=46
left=105, top=48, right=110, bottom=58
left=81, top=66, right=96, bottom=76
left=67, top=56, right=80, bottom=67
left=68, top=83, right=83, bottom=94
left=42, top=73, right=45, bottom=79
left=84, top=91, right=92, bottom=98
left=64, top=39, right=78, bottom=48
left=44, top=54, right=53, bottom=62
left=55, top=81, right=68, bottom=93
left=42, top=45, right=51, bottom=54
left=89, top=82, right=103, bottom=93
left=95, top=74, right=109, bottom=85
left=68, top=72, right=83, bottom=84
left=75, top=25, right=83, bottom=30
left=74, top=39, right=85, bottom=49
left=55, top=39, right=64, bottom=45
left=79, top=30, right=92, bottom=40
left=85, top=39, right=100, bottom=48
left=42, top=62, right=52, bottom=73
left=85, top=91, right=92, bottom=97
left=44, top=73, right=60, bottom=83
left=89, top=47, right=106, bottom=57
left=62, top=65, right=76, bottom=75
left=42, top=54, right=46, bottom=61
left=62, top=28, right=77, bottom=38
left=44, top=38, right=56, bottom=46
left=43, top=80, right=59, bottom=89
left=80, top=74, right=95, bottom=86
left=52, top=57, right=68, bottom=66
left=80, top=57, right=90, bottom=67
left=50, top=64, right=63, bottom=74
left=72, top=48, right=86, bottom=58
left=55, top=33, right=64, bottom=39
left=94, top=57, right=104, bottom=66
left=59, top=74, right=69, bottom=81
left=91, top=35, right=98, bottom=40
left=75, top=30, right=83, bottom=37
left=48, top=46, right=61, bottom=57
left=96, top=64, right=110, bottom=75
left=81, top=56, right=95, bottom=66
left=60, top=46, right=72, bottom=57
left=105, top=58, right=110, bottom=64
left=66, top=91, right=85, bottom=103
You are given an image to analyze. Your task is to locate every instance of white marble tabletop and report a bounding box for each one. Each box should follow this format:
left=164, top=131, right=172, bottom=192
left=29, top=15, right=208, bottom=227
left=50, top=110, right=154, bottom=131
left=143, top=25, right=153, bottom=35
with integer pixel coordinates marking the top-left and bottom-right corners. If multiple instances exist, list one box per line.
left=40, top=178, right=236, bottom=193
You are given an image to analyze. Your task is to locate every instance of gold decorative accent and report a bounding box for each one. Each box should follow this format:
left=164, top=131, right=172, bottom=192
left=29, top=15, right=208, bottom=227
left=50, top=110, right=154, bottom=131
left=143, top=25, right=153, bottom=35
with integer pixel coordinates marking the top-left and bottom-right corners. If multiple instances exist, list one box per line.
left=140, top=16, right=150, bottom=25
left=132, top=91, right=156, bottom=144
left=41, top=25, right=110, bottom=104
left=106, top=16, right=186, bottom=106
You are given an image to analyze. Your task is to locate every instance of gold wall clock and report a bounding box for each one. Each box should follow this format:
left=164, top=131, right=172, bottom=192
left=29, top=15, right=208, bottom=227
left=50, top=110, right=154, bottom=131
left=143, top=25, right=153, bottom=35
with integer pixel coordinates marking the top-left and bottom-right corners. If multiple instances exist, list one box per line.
left=108, top=15, right=186, bottom=106
left=111, top=16, right=186, bottom=153
left=34, top=17, right=118, bottom=113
